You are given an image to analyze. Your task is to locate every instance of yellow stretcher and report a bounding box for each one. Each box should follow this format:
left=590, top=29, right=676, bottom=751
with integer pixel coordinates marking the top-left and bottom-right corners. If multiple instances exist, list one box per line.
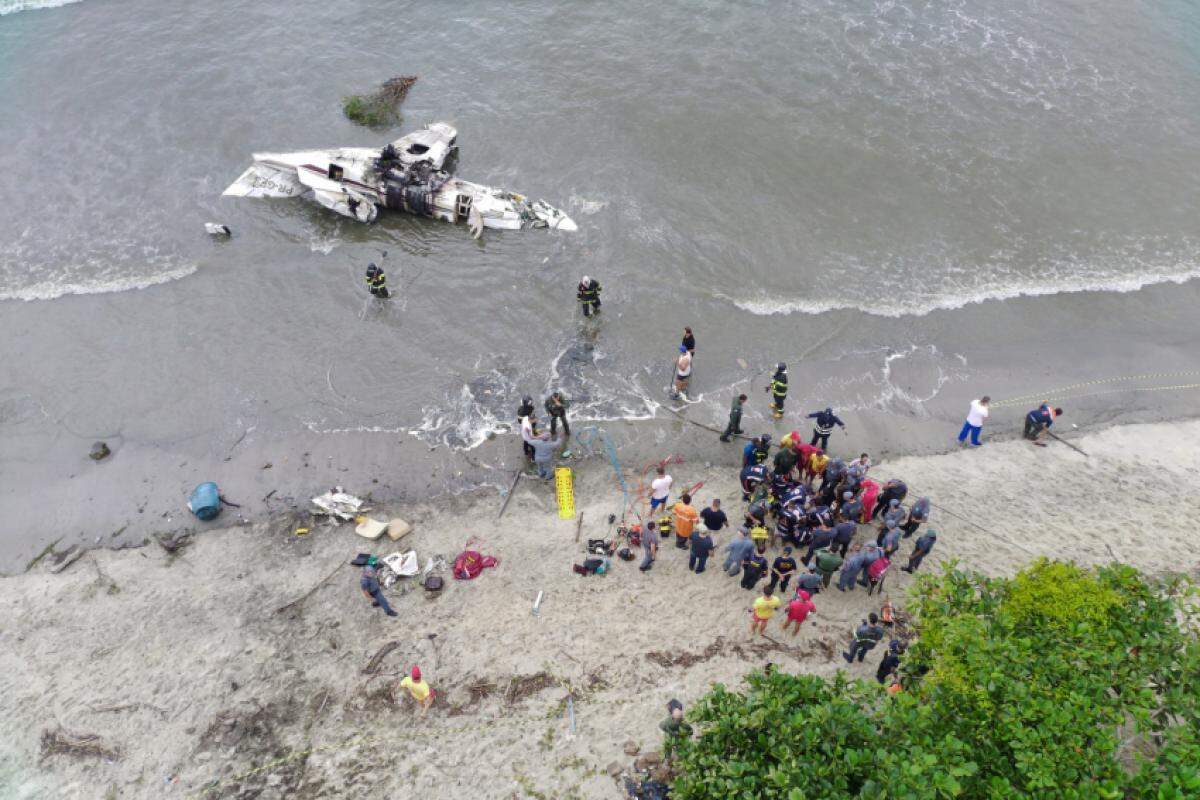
left=555, top=467, right=576, bottom=519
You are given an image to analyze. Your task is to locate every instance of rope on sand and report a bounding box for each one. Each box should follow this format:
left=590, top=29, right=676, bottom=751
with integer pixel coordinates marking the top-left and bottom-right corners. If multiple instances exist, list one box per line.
left=991, top=373, right=1200, bottom=408
left=573, top=426, right=631, bottom=517
left=870, top=469, right=1038, bottom=557
left=924, top=500, right=1037, bottom=557
left=660, top=404, right=753, bottom=442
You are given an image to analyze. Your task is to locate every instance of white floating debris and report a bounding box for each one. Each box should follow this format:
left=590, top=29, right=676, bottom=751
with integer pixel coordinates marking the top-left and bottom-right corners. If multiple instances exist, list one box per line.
left=204, top=223, right=232, bottom=236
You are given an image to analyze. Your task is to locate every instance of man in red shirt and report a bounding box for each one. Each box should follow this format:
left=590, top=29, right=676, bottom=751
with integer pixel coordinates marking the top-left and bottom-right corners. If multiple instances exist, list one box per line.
left=781, top=590, right=816, bottom=637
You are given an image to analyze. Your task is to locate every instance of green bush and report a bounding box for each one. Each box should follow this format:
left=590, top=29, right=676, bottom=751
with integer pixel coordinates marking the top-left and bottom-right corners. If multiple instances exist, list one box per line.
left=342, top=94, right=396, bottom=127
left=671, top=560, right=1200, bottom=799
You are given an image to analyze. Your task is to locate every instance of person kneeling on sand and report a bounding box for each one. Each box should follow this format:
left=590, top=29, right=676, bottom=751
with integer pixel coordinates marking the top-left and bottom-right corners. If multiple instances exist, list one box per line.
left=750, top=587, right=781, bottom=637
left=399, top=665, right=433, bottom=717
left=1024, top=403, right=1064, bottom=446
left=529, top=432, right=563, bottom=480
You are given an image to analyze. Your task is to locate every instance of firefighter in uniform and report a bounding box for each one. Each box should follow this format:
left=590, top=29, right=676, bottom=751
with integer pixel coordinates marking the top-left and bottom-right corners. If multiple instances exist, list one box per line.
left=365, top=262, right=389, bottom=298
left=577, top=275, right=601, bottom=317
left=768, top=363, right=788, bottom=419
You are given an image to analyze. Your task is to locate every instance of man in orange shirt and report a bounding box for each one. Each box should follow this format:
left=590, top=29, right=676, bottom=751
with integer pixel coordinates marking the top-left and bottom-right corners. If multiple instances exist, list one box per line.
left=672, top=493, right=699, bottom=549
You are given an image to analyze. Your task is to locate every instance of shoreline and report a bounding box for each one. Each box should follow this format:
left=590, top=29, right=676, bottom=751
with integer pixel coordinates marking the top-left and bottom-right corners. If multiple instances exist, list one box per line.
left=4, top=419, right=1199, bottom=798
left=8, top=399, right=1200, bottom=576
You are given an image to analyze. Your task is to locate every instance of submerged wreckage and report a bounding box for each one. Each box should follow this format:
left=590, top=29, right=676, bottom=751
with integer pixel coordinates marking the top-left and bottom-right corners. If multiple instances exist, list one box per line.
left=223, top=122, right=577, bottom=235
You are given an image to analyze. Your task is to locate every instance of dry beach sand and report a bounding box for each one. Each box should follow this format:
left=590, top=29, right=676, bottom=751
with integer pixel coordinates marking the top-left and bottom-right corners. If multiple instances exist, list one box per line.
left=2, top=420, right=1199, bottom=799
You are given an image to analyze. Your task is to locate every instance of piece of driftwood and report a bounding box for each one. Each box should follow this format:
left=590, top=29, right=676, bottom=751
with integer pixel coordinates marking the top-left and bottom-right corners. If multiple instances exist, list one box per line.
left=48, top=546, right=85, bottom=574
left=497, top=470, right=522, bottom=520
left=1047, top=430, right=1089, bottom=457
left=362, top=641, right=401, bottom=675
left=274, top=561, right=344, bottom=615
left=40, top=727, right=121, bottom=762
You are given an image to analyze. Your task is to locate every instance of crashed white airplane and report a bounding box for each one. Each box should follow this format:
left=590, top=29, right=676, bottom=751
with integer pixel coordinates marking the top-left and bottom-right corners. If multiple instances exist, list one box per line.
left=223, top=122, right=577, bottom=235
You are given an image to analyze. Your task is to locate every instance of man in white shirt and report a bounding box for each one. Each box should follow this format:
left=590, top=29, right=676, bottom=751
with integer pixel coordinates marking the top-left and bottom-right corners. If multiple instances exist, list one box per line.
left=672, top=346, right=693, bottom=399
left=957, top=396, right=990, bottom=447
left=650, top=466, right=673, bottom=513
left=520, top=414, right=538, bottom=462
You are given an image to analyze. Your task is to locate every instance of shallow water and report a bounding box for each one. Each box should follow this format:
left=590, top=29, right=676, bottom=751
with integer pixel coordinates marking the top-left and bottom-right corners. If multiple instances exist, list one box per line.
left=2, top=0, right=1199, bottom=565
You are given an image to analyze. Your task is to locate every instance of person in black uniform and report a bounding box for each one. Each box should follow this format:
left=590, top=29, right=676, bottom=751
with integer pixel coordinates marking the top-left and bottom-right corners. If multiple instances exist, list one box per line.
left=517, top=395, right=537, bottom=460
left=577, top=276, right=601, bottom=317
left=365, top=262, right=389, bottom=298
left=768, top=363, right=788, bottom=419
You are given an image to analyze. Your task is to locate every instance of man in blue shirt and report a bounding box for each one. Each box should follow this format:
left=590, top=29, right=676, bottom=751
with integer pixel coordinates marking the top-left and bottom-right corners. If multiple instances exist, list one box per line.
left=807, top=407, right=846, bottom=450
left=1024, top=404, right=1063, bottom=445
left=360, top=565, right=398, bottom=617
left=740, top=462, right=768, bottom=501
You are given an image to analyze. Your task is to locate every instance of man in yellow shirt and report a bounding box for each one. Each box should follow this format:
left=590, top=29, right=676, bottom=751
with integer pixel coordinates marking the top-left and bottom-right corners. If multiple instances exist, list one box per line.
left=807, top=450, right=830, bottom=488
left=398, top=665, right=433, bottom=717
left=750, top=587, right=781, bottom=637
left=672, top=493, right=699, bottom=549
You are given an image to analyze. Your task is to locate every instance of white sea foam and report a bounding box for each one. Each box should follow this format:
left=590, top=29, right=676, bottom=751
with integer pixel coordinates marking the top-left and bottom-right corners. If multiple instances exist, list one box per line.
left=568, top=194, right=609, bottom=215
left=0, top=263, right=198, bottom=302
left=0, top=0, right=82, bottom=16
left=309, top=236, right=341, bottom=255
left=722, top=266, right=1200, bottom=319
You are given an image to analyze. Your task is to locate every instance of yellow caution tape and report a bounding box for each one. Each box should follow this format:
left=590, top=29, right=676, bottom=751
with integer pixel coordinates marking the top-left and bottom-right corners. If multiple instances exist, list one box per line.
left=992, top=371, right=1200, bottom=407
left=555, top=467, right=576, bottom=519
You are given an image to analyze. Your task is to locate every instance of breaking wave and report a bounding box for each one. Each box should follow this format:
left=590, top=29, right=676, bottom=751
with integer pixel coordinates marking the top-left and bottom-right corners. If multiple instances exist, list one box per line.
left=0, top=263, right=198, bottom=302
left=722, top=265, right=1200, bottom=318
left=0, top=0, right=83, bottom=16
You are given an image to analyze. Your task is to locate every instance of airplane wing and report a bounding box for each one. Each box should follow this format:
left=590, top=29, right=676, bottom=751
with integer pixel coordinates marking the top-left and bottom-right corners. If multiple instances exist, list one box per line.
left=222, top=162, right=304, bottom=198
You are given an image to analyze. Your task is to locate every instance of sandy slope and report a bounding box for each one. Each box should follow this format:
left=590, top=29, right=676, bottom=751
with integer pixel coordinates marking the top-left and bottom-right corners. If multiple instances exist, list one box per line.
left=2, top=420, right=1198, bottom=799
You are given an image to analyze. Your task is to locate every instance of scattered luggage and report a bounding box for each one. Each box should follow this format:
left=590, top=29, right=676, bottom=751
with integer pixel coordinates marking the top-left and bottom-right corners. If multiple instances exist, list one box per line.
left=453, top=550, right=498, bottom=580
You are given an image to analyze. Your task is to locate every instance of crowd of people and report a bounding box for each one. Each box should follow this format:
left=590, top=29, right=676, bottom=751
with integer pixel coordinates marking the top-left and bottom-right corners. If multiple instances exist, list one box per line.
left=505, top=306, right=1067, bottom=695
left=630, top=422, right=936, bottom=689
left=347, top=285, right=1076, bottom=733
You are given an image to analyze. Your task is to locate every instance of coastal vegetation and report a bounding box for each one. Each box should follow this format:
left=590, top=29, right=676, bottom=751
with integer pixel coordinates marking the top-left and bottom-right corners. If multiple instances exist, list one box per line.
left=342, top=75, right=418, bottom=127
left=669, top=560, right=1200, bottom=799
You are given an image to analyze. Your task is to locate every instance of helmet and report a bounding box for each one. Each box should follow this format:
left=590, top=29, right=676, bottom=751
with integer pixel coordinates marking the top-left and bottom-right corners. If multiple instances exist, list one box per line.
left=777, top=362, right=787, bottom=372
left=522, top=395, right=532, bottom=406
left=581, top=275, right=591, bottom=285
left=760, top=434, right=772, bottom=444
left=366, top=262, right=378, bottom=273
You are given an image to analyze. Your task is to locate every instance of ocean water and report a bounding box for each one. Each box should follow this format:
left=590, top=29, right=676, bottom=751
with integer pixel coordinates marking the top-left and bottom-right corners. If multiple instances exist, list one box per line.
left=2, top=0, right=1200, bottom=563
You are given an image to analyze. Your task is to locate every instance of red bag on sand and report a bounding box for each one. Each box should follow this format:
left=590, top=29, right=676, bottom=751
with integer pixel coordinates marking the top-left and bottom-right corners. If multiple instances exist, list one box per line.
left=868, top=556, right=891, bottom=583
left=860, top=479, right=880, bottom=523
left=453, top=550, right=498, bottom=580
